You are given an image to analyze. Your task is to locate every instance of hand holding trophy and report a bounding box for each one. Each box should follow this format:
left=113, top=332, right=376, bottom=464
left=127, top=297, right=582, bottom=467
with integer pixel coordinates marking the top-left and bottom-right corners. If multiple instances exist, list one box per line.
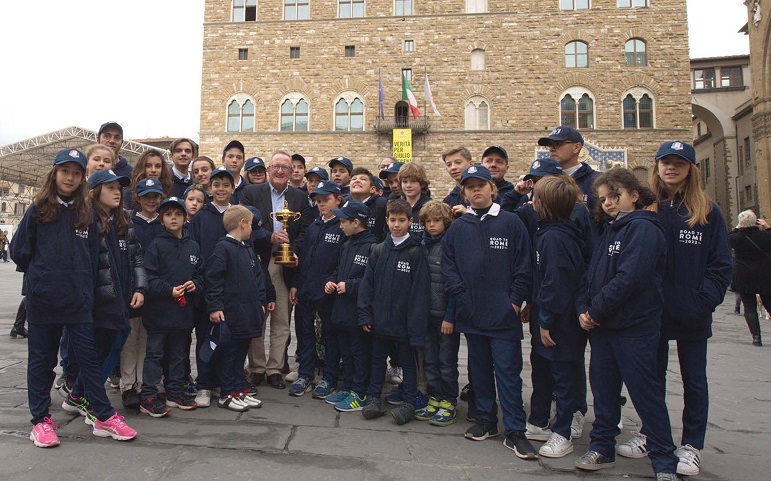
left=270, top=201, right=301, bottom=266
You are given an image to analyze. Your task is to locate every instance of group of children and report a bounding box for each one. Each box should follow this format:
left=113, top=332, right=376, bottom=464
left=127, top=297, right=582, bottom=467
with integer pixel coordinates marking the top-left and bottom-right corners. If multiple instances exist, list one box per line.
left=11, top=128, right=733, bottom=481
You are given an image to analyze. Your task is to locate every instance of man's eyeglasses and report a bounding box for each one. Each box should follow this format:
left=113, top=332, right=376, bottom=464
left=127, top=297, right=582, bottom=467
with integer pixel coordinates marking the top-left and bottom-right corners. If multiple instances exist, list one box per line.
left=270, top=165, right=292, bottom=171
left=548, top=141, right=575, bottom=148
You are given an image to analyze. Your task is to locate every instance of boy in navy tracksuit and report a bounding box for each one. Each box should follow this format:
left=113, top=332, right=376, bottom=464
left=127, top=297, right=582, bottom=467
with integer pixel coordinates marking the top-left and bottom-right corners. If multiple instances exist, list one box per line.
left=189, top=166, right=234, bottom=258
left=303, top=166, right=328, bottom=221
left=441, top=166, right=537, bottom=459
left=349, top=167, right=387, bottom=242
left=288, top=180, right=347, bottom=398
left=358, top=198, right=429, bottom=425
left=204, top=205, right=267, bottom=412
left=575, top=167, right=678, bottom=480
left=323, top=201, right=378, bottom=412
left=329, top=156, right=354, bottom=199
left=440, top=147, right=474, bottom=217
left=523, top=176, right=587, bottom=458
left=397, top=162, right=431, bottom=240
left=139, top=197, right=205, bottom=417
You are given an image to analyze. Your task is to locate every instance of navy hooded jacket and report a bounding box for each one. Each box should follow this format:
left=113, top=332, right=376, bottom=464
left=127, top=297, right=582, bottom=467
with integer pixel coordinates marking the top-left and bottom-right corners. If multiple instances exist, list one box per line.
left=11, top=202, right=99, bottom=325
left=514, top=203, right=594, bottom=264
left=205, top=236, right=267, bottom=339
left=656, top=196, right=732, bottom=340
left=442, top=204, right=532, bottom=340
left=407, top=194, right=431, bottom=240
left=357, top=234, right=430, bottom=347
left=230, top=176, right=248, bottom=204
left=189, top=202, right=228, bottom=261
left=577, top=210, right=666, bottom=337
left=293, top=215, right=346, bottom=302
left=570, top=162, right=602, bottom=240
left=530, top=221, right=587, bottom=360
left=113, top=156, right=133, bottom=179
left=494, top=180, right=514, bottom=205
left=143, top=230, right=205, bottom=332
left=329, top=229, right=378, bottom=329
left=443, top=186, right=466, bottom=209
left=364, top=195, right=388, bottom=243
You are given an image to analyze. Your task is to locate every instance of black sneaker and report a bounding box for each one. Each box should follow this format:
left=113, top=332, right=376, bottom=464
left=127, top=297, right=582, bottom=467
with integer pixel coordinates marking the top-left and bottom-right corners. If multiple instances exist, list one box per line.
left=390, top=403, right=415, bottom=425
left=140, top=397, right=171, bottom=418
left=464, top=422, right=500, bottom=441
left=166, top=391, right=197, bottom=410
left=108, top=371, right=120, bottom=389
left=121, top=388, right=141, bottom=409
left=575, top=450, right=616, bottom=471
left=362, top=397, right=387, bottom=419
left=503, top=431, right=538, bottom=459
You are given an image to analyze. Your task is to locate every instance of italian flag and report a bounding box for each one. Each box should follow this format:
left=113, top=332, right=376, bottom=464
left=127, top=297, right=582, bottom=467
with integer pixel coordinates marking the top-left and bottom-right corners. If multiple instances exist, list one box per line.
left=402, top=73, right=421, bottom=119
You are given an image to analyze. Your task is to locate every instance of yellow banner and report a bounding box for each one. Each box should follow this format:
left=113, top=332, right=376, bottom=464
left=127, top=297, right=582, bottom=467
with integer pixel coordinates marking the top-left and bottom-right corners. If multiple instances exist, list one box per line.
left=392, top=129, right=412, bottom=162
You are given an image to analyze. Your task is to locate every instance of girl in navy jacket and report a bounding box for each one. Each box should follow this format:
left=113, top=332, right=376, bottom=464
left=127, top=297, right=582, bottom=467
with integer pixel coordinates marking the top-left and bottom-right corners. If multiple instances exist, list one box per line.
left=575, top=167, right=678, bottom=478
left=11, top=149, right=136, bottom=447
left=618, top=142, right=731, bottom=477
left=441, top=166, right=536, bottom=458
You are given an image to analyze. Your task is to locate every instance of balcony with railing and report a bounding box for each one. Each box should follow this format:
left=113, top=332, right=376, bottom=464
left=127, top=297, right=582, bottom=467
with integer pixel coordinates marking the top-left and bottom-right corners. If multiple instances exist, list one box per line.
left=373, top=116, right=431, bottom=134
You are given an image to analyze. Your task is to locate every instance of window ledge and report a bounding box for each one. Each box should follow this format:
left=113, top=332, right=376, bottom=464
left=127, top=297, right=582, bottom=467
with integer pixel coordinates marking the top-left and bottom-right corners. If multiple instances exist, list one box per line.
left=691, top=86, right=747, bottom=94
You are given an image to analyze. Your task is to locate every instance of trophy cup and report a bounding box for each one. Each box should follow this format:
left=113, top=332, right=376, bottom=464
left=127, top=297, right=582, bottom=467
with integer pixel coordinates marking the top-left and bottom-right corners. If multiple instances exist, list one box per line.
left=270, top=201, right=302, bottom=265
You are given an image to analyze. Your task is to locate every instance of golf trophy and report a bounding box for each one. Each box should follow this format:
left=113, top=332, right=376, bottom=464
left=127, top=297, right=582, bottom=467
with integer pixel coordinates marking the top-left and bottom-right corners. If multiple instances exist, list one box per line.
left=270, top=201, right=301, bottom=265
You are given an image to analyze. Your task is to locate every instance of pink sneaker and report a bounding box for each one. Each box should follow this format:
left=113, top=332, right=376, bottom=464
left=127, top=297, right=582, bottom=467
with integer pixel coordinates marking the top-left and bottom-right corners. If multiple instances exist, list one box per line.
left=30, top=417, right=59, bottom=448
left=92, top=413, right=137, bottom=441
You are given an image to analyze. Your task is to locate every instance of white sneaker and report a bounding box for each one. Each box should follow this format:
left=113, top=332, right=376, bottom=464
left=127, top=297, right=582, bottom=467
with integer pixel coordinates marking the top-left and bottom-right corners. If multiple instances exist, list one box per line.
left=240, top=393, right=263, bottom=409
left=539, top=432, right=573, bottom=458
left=616, top=432, right=649, bottom=458
left=218, top=394, right=249, bottom=412
left=571, top=411, right=585, bottom=439
left=284, top=370, right=299, bottom=383
left=386, top=366, right=403, bottom=385
left=675, top=444, right=700, bottom=476
left=525, top=422, right=553, bottom=441
left=195, top=390, right=211, bottom=408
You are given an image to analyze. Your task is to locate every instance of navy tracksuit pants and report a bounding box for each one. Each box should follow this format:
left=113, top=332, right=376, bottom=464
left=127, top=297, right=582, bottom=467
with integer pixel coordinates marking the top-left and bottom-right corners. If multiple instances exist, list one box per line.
left=295, top=298, right=337, bottom=382
left=529, top=351, right=577, bottom=440
left=368, top=337, right=416, bottom=405
left=336, top=326, right=372, bottom=396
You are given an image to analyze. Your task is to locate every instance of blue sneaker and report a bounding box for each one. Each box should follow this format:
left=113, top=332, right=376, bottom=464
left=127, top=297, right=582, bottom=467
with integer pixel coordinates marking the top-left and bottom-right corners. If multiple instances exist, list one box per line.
left=414, top=391, right=428, bottom=410
left=334, top=391, right=367, bottom=412
left=288, top=377, right=312, bottom=397
left=325, top=389, right=350, bottom=405
left=414, top=396, right=440, bottom=421
left=385, top=390, right=404, bottom=406
left=312, top=380, right=334, bottom=399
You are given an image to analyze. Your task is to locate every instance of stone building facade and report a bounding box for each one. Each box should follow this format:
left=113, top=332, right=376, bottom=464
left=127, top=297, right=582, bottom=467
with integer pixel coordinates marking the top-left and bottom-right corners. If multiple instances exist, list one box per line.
left=199, top=0, right=691, bottom=195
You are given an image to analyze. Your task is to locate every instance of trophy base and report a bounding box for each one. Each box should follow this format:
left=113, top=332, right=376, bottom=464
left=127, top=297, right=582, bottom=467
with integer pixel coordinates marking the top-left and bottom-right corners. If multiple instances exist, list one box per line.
left=274, top=245, right=297, bottom=266
left=274, top=257, right=297, bottom=266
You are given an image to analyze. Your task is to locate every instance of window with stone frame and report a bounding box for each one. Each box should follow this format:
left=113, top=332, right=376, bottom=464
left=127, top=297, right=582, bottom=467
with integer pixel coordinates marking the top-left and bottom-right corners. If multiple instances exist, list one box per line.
left=227, top=96, right=255, bottom=132
left=335, top=94, right=365, bottom=131
left=465, top=96, right=490, bottom=130
left=404, top=40, right=415, bottom=52
left=233, top=0, right=257, bottom=22
left=625, top=39, right=646, bottom=66
left=395, top=0, right=413, bottom=16
left=565, top=41, right=588, bottom=68
left=345, top=45, right=356, bottom=57
left=471, top=49, right=485, bottom=71
left=744, top=137, right=751, bottom=167
left=618, top=0, right=648, bottom=7
left=466, top=0, right=487, bottom=13
left=622, top=88, right=654, bottom=129
left=560, top=88, right=594, bottom=129
left=238, top=48, right=248, bottom=61
left=339, top=0, right=364, bottom=18
left=280, top=96, right=309, bottom=131
left=560, top=0, right=589, bottom=10
left=290, top=47, right=300, bottom=59
left=284, top=0, right=309, bottom=20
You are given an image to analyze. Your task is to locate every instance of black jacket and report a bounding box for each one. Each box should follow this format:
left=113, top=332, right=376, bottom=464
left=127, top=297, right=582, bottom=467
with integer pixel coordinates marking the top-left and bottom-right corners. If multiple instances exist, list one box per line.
left=329, top=229, right=378, bottom=329
left=730, top=227, right=771, bottom=295
left=293, top=216, right=346, bottom=302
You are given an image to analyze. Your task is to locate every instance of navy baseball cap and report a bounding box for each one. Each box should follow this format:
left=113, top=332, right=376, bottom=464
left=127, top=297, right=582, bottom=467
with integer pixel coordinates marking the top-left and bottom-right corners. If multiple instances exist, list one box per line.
left=210, top=166, right=235, bottom=182
left=655, top=141, right=696, bottom=164
left=461, top=165, right=492, bottom=185
left=378, top=161, right=404, bottom=179
left=244, top=205, right=268, bottom=240
left=332, top=200, right=371, bottom=222
left=88, top=169, right=130, bottom=190
left=538, top=126, right=584, bottom=146
left=328, top=156, right=353, bottom=172
left=98, top=121, right=123, bottom=137
left=524, top=158, right=563, bottom=180
left=244, top=157, right=266, bottom=172
left=291, top=153, right=306, bottom=165
left=136, top=178, right=164, bottom=197
left=310, top=179, right=342, bottom=198
left=372, top=176, right=385, bottom=191
left=53, top=149, right=87, bottom=170
left=305, top=166, right=329, bottom=181
left=481, top=145, right=508, bottom=162
left=159, top=196, right=187, bottom=214
left=223, top=140, right=245, bottom=154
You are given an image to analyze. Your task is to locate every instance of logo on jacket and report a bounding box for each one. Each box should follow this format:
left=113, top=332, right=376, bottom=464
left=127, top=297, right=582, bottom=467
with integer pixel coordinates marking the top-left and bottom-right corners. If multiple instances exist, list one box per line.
left=118, top=239, right=127, bottom=251
left=679, top=229, right=703, bottom=245
left=397, top=260, right=411, bottom=273
left=75, top=228, right=89, bottom=239
left=324, top=233, right=341, bottom=244
left=490, top=237, right=508, bottom=250
left=608, top=240, right=621, bottom=256
left=411, top=222, right=424, bottom=233
left=536, top=250, right=541, bottom=266
left=354, top=254, right=368, bottom=266
left=190, top=255, right=199, bottom=265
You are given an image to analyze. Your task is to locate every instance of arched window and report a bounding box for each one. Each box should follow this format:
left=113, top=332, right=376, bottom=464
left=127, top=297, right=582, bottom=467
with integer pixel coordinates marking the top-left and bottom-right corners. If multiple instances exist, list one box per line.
left=622, top=88, right=654, bottom=129
left=280, top=95, right=310, bottom=131
left=625, top=39, right=646, bottom=66
left=565, top=41, right=588, bottom=68
left=335, top=93, right=365, bottom=131
left=465, top=96, right=489, bottom=130
left=560, top=88, right=594, bottom=129
left=471, top=49, right=485, bottom=71
left=226, top=95, right=256, bottom=132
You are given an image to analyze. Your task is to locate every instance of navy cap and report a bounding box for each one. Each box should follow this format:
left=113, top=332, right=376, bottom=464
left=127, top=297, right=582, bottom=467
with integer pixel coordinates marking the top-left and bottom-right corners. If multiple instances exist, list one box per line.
left=136, top=178, right=165, bottom=197
left=223, top=140, right=245, bottom=154
left=305, top=166, right=329, bottom=181
left=88, top=169, right=130, bottom=190
left=310, top=179, right=342, bottom=198
left=98, top=121, right=123, bottom=137
left=332, top=200, right=371, bottom=222
left=655, top=141, right=696, bottom=164
left=524, top=158, right=563, bottom=180
left=328, top=156, right=353, bottom=172
left=481, top=145, right=508, bottom=162
left=244, top=205, right=268, bottom=240
left=291, top=153, right=306, bottom=165
left=244, top=157, right=266, bottom=172
left=372, top=176, right=384, bottom=191
left=210, top=166, right=235, bottom=182
left=378, top=161, right=404, bottom=179
left=538, top=126, right=584, bottom=146
left=159, top=196, right=187, bottom=214
left=53, top=149, right=87, bottom=170
left=460, top=165, right=492, bottom=185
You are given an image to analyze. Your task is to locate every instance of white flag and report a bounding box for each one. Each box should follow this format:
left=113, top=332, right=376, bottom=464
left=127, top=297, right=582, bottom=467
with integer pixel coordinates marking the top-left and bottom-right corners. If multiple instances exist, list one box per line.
left=424, top=74, right=441, bottom=117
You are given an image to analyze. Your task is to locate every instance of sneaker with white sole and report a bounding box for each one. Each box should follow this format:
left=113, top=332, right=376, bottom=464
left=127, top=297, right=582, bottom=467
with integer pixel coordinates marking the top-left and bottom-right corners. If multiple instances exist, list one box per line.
left=218, top=393, right=249, bottom=412
left=92, top=413, right=137, bottom=441
left=571, top=411, right=585, bottom=439
left=617, top=431, right=649, bottom=458
left=29, top=417, right=59, bottom=448
left=284, top=370, right=299, bottom=383
left=386, top=366, right=403, bottom=385
left=575, top=450, right=615, bottom=470
left=538, top=432, right=573, bottom=458
left=655, top=473, right=681, bottom=481
left=335, top=392, right=366, bottom=412
left=195, top=389, right=211, bottom=408
left=239, top=392, right=263, bottom=408
left=464, top=422, right=500, bottom=441
left=525, top=422, right=552, bottom=441
left=675, top=444, right=700, bottom=476
left=325, top=389, right=350, bottom=405
left=503, top=431, right=539, bottom=459
left=288, top=377, right=313, bottom=397
left=312, top=380, right=334, bottom=399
